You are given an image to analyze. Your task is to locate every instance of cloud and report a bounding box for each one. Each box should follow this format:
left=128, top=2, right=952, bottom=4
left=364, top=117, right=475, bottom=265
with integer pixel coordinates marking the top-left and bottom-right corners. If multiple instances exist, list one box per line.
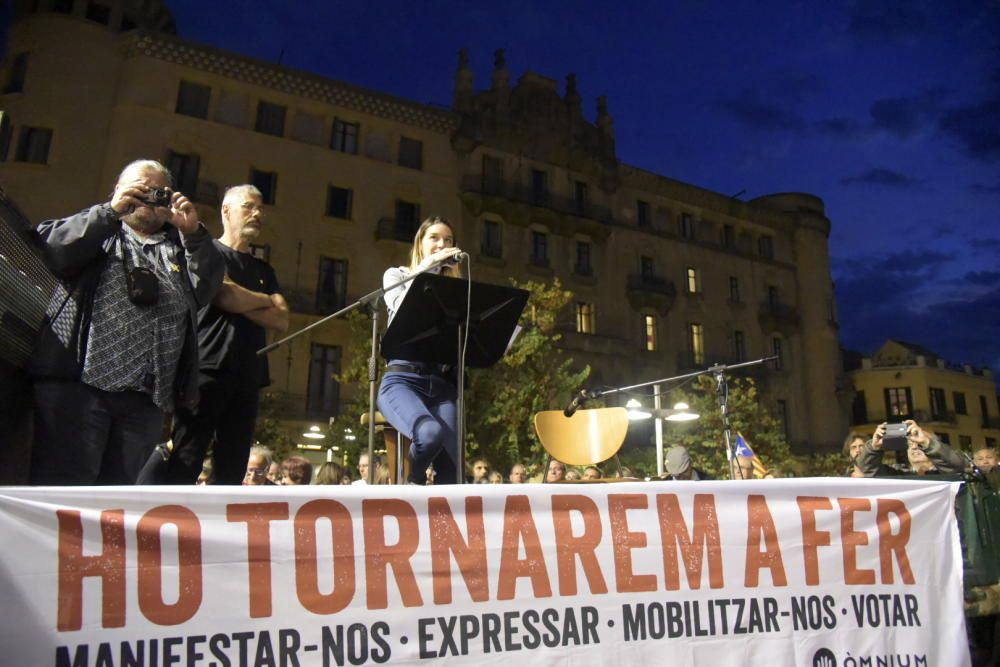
left=965, top=270, right=1000, bottom=286
left=868, top=89, right=948, bottom=138
left=939, top=96, right=1000, bottom=162
left=835, top=253, right=1000, bottom=370
left=717, top=89, right=804, bottom=131
left=839, top=168, right=917, bottom=188
left=848, top=1, right=930, bottom=41
left=814, top=116, right=866, bottom=138
left=970, top=237, right=1000, bottom=254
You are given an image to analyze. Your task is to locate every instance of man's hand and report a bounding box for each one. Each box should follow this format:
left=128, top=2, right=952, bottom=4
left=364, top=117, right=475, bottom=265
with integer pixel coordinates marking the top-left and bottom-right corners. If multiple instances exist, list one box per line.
left=109, top=178, right=150, bottom=216
left=904, top=419, right=931, bottom=449
left=872, top=423, right=887, bottom=450
left=169, top=190, right=201, bottom=235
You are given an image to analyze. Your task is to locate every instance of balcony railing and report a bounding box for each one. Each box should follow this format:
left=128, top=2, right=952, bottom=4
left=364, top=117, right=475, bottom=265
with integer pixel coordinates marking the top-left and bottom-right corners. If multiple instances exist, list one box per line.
left=627, top=274, right=677, bottom=297
left=462, top=175, right=613, bottom=224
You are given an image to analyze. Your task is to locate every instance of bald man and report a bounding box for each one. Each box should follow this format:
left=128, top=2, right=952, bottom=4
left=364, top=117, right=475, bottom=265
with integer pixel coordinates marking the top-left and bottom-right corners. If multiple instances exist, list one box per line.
left=30, top=159, right=223, bottom=484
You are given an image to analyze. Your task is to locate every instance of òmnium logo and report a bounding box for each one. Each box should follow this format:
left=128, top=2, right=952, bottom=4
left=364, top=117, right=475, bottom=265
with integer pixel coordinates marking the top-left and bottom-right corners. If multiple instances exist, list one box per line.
left=812, top=648, right=836, bottom=667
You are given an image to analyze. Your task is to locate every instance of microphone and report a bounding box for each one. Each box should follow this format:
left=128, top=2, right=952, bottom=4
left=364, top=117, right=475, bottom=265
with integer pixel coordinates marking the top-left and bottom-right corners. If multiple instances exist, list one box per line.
left=564, top=389, right=591, bottom=418
left=447, top=251, right=469, bottom=265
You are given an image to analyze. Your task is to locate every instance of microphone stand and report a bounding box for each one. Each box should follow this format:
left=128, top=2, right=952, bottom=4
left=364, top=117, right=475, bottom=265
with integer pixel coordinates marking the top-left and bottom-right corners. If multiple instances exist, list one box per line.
left=567, top=356, right=777, bottom=480
left=257, top=255, right=462, bottom=484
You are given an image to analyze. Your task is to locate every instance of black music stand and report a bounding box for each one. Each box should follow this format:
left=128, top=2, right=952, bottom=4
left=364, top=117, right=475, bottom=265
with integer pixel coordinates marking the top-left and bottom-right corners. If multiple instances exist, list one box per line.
left=380, top=273, right=528, bottom=483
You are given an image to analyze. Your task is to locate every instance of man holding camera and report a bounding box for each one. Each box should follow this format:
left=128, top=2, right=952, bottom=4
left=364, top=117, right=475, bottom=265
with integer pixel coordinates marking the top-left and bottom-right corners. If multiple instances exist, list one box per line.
left=29, top=159, right=224, bottom=485
left=858, top=420, right=965, bottom=476
left=166, top=184, right=288, bottom=485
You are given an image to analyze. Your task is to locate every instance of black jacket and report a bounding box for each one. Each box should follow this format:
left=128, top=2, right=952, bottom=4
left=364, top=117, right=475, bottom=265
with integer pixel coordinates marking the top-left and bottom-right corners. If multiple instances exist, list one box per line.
left=29, top=204, right=224, bottom=410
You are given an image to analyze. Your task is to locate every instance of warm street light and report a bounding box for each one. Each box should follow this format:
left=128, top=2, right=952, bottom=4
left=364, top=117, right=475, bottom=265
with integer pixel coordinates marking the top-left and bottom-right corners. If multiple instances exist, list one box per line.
left=626, top=398, right=651, bottom=420
left=664, top=401, right=699, bottom=422
left=303, top=425, right=326, bottom=439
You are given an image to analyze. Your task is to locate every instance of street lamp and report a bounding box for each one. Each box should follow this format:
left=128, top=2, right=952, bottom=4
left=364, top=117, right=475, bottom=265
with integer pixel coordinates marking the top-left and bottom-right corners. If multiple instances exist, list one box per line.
left=625, top=398, right=651, bottom=420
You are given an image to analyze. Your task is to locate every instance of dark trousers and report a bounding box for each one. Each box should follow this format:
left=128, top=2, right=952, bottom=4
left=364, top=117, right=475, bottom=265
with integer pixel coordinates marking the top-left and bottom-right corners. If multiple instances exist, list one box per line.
left=31, top=380, right=163, bottom=485
left=377, top=371, right=458, bottom=485
left=168, top=371, right=259, bottom=485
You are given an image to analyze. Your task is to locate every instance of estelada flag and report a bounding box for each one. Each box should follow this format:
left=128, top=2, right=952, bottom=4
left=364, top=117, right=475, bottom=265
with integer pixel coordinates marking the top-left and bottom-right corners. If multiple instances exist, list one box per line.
left=734, top=432, right=769, bottom=478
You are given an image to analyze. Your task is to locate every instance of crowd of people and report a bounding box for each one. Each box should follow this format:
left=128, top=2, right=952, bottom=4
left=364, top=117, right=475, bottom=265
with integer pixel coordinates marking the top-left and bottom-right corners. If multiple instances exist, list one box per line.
left=192, top=418, right=999, bottom=489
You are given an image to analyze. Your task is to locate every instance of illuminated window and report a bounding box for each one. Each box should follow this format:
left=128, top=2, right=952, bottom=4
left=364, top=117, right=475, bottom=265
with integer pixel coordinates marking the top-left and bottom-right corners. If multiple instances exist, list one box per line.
left=575, top=302, right=595, bottom=334
left=884, top=387, right=912, bottom=420
left=643, top=315, right=657, bottom=351
left=686, top=267, right=701, bottom=294
left=689, top=323, right=704, bottom=365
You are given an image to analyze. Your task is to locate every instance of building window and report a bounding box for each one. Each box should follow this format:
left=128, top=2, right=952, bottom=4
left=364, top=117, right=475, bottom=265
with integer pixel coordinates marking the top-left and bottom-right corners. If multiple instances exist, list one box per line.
left=938, top=433, right=951, bottom=445
left=531, top=169, right=548, bottom=206
left=395, top=200, right=420, bottom=238
left=175, top=81, right=210, bottom=119
left=679, top=213, right=694, bottom=239
left=768, top=285, right=780, bottom=308
left=686, top=267, right=701, bottom=294
left=644, top=314, right=657, bottom=352
left=330, top=118, right=359, bottom=154
left=776, top=400, right=789, bottom=441
left=689, top=323, right=704, bottom=365
left=14, top=126, right=52, bottom=164
left=959, top=435, right=972, bottom=450
left=929, top=387, right=947, bottom=420
left=954, top=391, right=967, bottom=415
left=398, top=136, right=423, bottom=170
left=987, top=437, right=997, bottom=448
left=729, top=276, right=741, bottom=303
left=884, top=387, right=913, bottom=420
left=574, top=181, right=589, bottom=216
left=166, top=150, right=199, bottom=195
left=326, top=185, right=353, bottom=219
left=3, top=52, right=28, bottom=94
left=759, top=235, right=774, bottom=259
left=254, top=101, right=286, bottom=137
left=637, top=200, right=651, bottom=228
left=721, top=224, right=735, bottom=248
left=575, top=302, right=595, bottom=334
left=772, top=337, right=784, bottom=370
left=733, top=330, right=745, bottom=362
left=51, top=0, right=73, bottom=12
left=480, top=219, right=502, bottom=258
left=852, top=390, right=868, bottom=424
left=640, top=255, right=655, bottom=280
left=249, top=168, right=277, bottom=205
left=307, top=344, right=341, bottom=417
left=85, top=2, right=110, bottom=23
left=482, top=155, right=503, bottom=194
left=981, top=395, right=991, bottom=429
left=530, top=231, right=548, bottom=267
left=575, top=241, right=592, bottom=275
left=249, top=243, right=270, bottom=262
left=317, top=257, right=348, bottom=314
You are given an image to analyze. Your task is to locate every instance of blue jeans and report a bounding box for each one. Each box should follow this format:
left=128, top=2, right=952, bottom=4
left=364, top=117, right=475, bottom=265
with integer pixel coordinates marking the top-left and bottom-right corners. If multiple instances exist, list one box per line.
left=377, top=370, right=457, bottom=485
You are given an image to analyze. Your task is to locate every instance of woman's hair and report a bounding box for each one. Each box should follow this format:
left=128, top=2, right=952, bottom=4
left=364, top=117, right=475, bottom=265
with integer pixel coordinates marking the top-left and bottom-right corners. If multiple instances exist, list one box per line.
left=314, top=461, right=344, bottom=485
left=281, top=456, right=313, bottom=485
left=408, top=216, right=462, bottom=277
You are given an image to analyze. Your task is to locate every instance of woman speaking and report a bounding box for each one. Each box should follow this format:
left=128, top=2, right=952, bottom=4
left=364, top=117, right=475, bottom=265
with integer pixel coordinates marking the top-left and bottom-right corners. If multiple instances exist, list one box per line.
left=377, top=217, right=464, bottom=485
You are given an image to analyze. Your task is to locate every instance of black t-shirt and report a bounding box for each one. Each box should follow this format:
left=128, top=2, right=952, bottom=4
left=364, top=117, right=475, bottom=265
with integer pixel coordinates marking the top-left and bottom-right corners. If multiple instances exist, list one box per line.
left=197, top=241, right=280, bottom=386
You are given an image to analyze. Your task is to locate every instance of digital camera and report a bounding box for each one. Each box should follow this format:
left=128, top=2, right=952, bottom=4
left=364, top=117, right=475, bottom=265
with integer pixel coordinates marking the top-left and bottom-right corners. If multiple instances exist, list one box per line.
left=144, top=188, right=172, bottom=208
left=883, top=423, right=909, bottom=451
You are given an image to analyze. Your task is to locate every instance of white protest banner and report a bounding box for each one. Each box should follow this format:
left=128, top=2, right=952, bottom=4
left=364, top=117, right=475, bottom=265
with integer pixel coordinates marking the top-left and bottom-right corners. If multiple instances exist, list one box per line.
left=0, top=478, right=969, bottom=666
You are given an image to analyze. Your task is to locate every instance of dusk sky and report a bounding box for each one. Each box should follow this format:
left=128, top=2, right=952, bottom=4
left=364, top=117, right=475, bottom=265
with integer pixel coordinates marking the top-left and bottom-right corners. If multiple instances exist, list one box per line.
left=164, top=0, right=1000, bottom=370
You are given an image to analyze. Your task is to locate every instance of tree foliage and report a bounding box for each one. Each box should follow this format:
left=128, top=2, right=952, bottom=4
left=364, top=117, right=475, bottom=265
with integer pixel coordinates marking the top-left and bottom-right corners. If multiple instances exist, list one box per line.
left=664, top=375, right=793, bottom=479
left=464, top=278, right=590, bottom=475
